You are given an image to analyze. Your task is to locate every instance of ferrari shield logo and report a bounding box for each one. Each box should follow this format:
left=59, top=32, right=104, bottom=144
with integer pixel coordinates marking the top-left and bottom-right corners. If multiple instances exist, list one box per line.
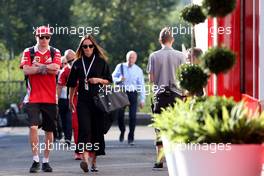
left=33, top=56, right=40, bottom=63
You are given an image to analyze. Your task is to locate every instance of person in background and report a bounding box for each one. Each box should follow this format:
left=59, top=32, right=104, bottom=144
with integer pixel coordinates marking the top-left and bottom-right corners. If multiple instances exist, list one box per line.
left=67, top=35, right=112, bottom=173
left=147, top=27, right=186, bottom=169
left=20, top=26, right=61, bottom=173
left=186, top=47, right=203, bottom=64
left=57, top=49, right=82, bottom=160
left=187, top=47, right=205, bottom=96
left=112, top=50, right=145, bottom=145
left=57, top=50, right=75, bottom=145
left=53, top=57, right=67, bottom=142
left=71, top=84, right=81, bottom=160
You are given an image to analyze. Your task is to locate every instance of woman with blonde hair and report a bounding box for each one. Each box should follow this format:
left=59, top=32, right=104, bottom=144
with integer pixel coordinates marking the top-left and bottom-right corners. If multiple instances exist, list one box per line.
left=67, top=35, right=112, bottom=172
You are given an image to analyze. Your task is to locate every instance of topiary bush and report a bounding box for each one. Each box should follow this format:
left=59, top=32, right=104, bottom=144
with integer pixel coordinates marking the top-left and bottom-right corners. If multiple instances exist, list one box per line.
left=201, top=47, right=236, bottom=74
left=202, top=0, right=236, bottom=17
left=181, top=4, right=207, bottom=25
left=176, top=64, right=209, bottom=95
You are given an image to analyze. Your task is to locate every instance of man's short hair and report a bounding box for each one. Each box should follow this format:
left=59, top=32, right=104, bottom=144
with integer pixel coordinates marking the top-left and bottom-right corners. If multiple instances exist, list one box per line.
left=159, top=27, right=174, bottom=44
left=126, top=50, right=137, bottom=61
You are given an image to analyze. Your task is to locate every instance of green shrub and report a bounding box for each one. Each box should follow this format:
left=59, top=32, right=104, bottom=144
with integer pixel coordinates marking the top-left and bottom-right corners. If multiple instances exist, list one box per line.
left=0, top=81, right=25, bottom=112
left=181, top=4, right=207, bottom=25
left=201, top=47, right=236, bottom=74
left=152, top=96, right=264, bottom=144
left=202, top=0, right=236, bottom=17
left=176, top=64, right=208, bottom=95
left=193, top=96, right=236, bottom=122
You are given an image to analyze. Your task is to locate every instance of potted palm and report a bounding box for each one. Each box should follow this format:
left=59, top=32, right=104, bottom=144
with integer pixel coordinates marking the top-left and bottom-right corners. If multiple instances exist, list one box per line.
left=152, top=96, right=264, bottom=176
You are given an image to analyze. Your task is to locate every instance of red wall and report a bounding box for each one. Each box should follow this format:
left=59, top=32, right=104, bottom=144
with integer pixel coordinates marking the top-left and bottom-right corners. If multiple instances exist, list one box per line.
left=207, top=0, right=242, bottom=101
left=243, top=0, right=259, bottom=98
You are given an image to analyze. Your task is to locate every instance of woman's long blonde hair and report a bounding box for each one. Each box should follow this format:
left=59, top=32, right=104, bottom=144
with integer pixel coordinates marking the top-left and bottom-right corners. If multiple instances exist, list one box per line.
left=76, top=35, right=108, bottom=62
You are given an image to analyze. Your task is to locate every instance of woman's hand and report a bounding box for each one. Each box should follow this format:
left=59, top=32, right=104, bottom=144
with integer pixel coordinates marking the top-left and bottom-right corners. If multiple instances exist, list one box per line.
left=89, top=78, right=109, bottom=85
left=89, top=78, right=101, bottom=84
left=69, top=87, right=77, bottom=112
left=69, top=100, right=76, bottom=113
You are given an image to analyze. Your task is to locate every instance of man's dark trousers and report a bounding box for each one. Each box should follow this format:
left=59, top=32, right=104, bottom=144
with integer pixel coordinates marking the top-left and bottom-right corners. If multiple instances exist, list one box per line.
left=118, top=91, right=138, bottom=142
left=58, top=98, right=72, bottom=142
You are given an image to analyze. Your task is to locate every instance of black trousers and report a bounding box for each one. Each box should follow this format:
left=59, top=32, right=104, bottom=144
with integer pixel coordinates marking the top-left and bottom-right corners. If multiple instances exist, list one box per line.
left=58, top=98, right=72, bottom=141
left=118, top=91, right=138, bottom=141
left=77, top=100, right=105, bottom=156
left=152, top=91, right=184, bottom=146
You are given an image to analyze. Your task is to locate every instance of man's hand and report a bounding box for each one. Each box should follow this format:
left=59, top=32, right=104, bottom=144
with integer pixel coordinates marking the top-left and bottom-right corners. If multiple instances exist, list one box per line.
left=38, top=65, right=48, bottom=74
left=139, top=102, right=144, bottom=109
left=46, top=63, right=60, bottom=75
left=47, top=63, right=60, bottom=71
left=121, top=77, right=125, bottom=81
left=33, top=62, right=45, bottom=67
left=32, top=63, right=48, bottom=74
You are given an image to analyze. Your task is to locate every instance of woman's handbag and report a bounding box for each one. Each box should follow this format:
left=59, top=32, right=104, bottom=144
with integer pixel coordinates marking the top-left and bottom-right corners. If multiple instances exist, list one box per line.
left=94, top=90, right=130, bottom=113
left=103, top=110, right=118, bottom=134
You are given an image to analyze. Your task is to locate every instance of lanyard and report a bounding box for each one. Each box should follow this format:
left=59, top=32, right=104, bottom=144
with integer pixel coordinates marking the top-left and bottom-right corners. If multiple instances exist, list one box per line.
left=82, top=55, right=95, bottom=90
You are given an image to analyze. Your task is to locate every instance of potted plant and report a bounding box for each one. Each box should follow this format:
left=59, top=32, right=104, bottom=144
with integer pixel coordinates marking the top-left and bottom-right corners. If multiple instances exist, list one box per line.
left=152, top=96, right=264, bottom=176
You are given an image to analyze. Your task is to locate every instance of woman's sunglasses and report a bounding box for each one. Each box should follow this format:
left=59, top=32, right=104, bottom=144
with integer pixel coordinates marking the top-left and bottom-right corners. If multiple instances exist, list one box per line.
left=39, top=36, right=51, bottom=40
left=82, top=44, right=94, bottom=49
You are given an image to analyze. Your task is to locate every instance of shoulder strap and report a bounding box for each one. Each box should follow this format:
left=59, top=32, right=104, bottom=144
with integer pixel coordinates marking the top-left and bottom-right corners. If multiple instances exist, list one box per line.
left=29, top=47, right=35, bottom=64
left=29, top=46, right=56, bottom=63
left=50, top=46, right=56, bottom=61
left=25, top=46, right=35, bottom=88
left=120, top=63, right=124, bottom=76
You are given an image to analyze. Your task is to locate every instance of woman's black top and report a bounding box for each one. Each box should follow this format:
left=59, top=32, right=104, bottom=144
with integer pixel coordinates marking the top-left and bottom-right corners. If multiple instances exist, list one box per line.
left=66, top=54, right=112, bottom=102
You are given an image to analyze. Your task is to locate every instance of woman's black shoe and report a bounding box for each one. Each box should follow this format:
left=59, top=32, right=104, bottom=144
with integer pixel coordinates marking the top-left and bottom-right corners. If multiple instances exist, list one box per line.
left=119, top=132, right=124, bottom=142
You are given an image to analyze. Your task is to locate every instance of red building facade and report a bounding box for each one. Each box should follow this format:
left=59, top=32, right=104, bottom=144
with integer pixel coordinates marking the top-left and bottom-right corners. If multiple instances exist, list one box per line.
left=194, top=0, right=264, bottom=107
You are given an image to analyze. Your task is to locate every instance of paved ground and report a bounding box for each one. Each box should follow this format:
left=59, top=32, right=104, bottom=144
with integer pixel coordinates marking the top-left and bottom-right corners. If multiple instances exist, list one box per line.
left=0, top=126, right=168, bottom=176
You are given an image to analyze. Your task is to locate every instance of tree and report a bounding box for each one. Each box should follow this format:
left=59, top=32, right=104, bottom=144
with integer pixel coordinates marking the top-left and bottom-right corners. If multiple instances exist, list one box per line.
left=0, top=0, right=74, bottom=58
left=71, top=0, right=185, bottom=69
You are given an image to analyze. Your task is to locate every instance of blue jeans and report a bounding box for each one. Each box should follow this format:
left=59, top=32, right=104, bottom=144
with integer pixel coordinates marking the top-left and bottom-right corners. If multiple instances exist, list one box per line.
left=118, top=91, right=138, bottom=141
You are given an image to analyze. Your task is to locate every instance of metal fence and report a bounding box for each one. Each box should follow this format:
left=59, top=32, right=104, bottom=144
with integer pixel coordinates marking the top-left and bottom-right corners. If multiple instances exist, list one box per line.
left=0, top=81, right=25, bottom=114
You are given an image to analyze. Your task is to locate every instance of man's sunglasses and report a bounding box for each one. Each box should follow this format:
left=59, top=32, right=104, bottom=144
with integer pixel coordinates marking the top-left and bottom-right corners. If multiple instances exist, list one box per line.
left=38, top=36, right=51, bottom=40
left=82, top=44, right=94, bottom=49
